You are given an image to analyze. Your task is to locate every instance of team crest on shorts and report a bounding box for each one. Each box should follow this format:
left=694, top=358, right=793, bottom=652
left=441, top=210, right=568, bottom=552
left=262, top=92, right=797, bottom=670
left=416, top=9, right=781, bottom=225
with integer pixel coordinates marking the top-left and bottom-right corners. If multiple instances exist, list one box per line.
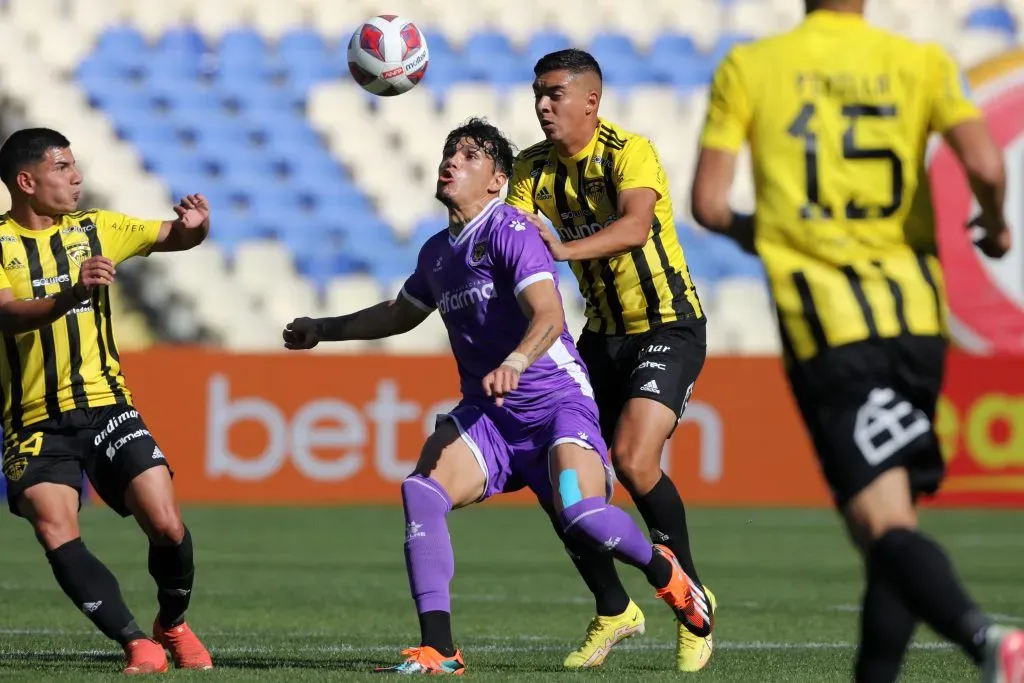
left=584, top=178, right=605, bottom=202
left=3, top=457, right=27, bottom=482
left=470, top=241, right=487, bottom=265
left=66, top=243, right=90, bottom=267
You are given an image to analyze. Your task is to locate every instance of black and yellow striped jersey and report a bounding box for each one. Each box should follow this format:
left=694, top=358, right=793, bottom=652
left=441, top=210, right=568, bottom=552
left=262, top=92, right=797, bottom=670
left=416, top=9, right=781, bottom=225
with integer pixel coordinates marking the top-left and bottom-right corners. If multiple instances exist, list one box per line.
left=0, top=209, right=162, bottom=432
left=700, top=10, right=981, bottom=362
left=507, top=118, right=703, bottom=336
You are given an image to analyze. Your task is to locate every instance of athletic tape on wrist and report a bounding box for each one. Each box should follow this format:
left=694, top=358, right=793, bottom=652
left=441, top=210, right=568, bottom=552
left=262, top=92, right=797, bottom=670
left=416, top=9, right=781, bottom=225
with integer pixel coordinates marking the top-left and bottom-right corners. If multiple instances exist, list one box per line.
left=501, top=352, right=529, bottom=374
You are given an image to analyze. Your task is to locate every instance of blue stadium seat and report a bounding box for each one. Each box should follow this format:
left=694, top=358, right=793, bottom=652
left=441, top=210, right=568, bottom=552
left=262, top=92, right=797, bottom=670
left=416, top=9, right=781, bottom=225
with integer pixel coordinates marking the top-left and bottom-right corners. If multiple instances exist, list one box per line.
left=221, top=84, right=304, bottom=114
left=263, top=125, right=325, bottom=154
left=966, top=6, right=1017, bottom=33
left=278, top=28, right=329, bottom=63
left=156, top=26, right=207, bottom=56
left=464, top=31, right=516, bottom=81
left=650, top=32, right=714, bottom=86
left=525, top=31, right=573, bottom=67
left=589, top=33, right=650, bottom=85
left=190, top=120, right=257, bottom=151
left=150, top=84, right=221, bottom=115
left=143, top=51, right=205, bottom=82
left=410, top=215, right=445, bottom=245
left=421, top=52, right=461, bottom=90
left=76, top=56, right=125, bottom=84
left=284, top=60, right=342, bottom=92
left=218, top=27, right=267, bottom=57
left=215, top=153, right=284, bottom=184
left=116, top=119, right=180, bottom=147
left=95, top=26, right=148, bottom=59
left=421, top=31, right=455, bottom=59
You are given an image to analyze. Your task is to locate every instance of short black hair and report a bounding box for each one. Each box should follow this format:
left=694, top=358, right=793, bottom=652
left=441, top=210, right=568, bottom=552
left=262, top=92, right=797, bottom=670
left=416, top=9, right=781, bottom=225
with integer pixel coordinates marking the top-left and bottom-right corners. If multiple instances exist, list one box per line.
left=443, top=117, right=515, bottom=176
left=0, top=128, right=70, bottom=188
left=533, top=48, right=603, bottom=81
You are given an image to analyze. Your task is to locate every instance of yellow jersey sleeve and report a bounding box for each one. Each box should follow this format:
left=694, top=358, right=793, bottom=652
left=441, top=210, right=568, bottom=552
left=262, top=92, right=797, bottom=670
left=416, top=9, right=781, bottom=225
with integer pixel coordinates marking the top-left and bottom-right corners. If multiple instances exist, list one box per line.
left=0, top=265, right=10, bottom=291
left=95, top=210, right=164, bottom=264
left=614, top=136, right=666, bottom=196
left=505, top=153, right=536, bottom=212
left=927, top=44, right=982, bottom=134
left=700, top=50, right=752, bottom=153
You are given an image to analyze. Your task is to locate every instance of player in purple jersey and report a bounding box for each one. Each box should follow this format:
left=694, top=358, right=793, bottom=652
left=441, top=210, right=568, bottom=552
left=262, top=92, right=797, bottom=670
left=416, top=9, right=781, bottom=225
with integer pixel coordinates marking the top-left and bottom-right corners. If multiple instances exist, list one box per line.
left=283, top=118, right=704, bottom=675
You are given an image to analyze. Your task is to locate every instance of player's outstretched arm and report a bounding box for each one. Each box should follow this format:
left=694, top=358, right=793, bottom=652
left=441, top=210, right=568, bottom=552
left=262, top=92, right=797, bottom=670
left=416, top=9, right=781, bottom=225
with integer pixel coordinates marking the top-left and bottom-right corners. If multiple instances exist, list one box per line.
left=283, top=296, right=431, bottom=350
left=944, top=120, right=1010, bottom=258
left=482, top=278, right=565, bottom=406
left=0, top=255, right=114, bottom=335
left=151, top=194, right=211, bottom=253
left=691, top=148, right=755, bottom=254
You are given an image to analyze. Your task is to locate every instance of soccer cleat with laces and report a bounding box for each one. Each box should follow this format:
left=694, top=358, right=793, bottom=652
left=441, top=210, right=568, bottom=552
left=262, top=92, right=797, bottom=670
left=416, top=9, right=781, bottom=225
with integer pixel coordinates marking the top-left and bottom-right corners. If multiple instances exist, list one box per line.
left=375, top=646, right=466, bottom=675
left=122, top=638, right=168, bottom=675
left=563, top=600, right=646, bottom=669
left=981, top=626, right=1024, bottom=683
left=153, top=619, right=213, bottom=670
left=652, top=545, right=713, bottom=639
left=677, top=587, right=716, bottom=672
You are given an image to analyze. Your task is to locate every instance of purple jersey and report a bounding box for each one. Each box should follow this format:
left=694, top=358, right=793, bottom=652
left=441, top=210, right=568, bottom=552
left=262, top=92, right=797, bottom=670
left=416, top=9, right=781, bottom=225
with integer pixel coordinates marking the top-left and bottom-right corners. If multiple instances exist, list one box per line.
left=400, top=198, right=594, bottom=416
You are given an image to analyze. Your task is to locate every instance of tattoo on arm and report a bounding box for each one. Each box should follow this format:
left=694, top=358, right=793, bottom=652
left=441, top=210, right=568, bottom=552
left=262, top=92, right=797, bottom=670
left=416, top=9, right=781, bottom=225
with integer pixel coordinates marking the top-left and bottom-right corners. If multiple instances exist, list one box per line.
left=524, top=324, right=556, bottom=364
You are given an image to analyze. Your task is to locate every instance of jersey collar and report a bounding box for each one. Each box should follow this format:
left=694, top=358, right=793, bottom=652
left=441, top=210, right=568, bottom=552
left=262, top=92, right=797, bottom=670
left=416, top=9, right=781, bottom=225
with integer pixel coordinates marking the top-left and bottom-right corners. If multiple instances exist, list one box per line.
left=448, top=197, right=502, bottom=246
left=804, top=9, right=865, bottom=26
left=559, top=123, right=602, bottom=164
left=1, top=212, right=68, bottom=238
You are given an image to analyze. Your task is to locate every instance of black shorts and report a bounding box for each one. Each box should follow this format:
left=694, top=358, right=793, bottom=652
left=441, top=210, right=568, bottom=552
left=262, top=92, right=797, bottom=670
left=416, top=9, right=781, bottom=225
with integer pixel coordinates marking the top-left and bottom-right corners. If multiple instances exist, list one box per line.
left=2, top=405, right=171, bottom=518
left=787, top=335, right=947, bottom=508
left=577, top=320, right=707, bottom=443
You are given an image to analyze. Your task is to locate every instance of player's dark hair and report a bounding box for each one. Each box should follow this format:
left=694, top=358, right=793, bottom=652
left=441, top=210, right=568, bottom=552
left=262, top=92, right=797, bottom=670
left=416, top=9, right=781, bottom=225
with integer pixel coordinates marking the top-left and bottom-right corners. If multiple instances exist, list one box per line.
left=443, top=117, right=515, bottom=176
left=534, top=48, right=603, bottom=82
left=0, top=127, right=71, bottom=188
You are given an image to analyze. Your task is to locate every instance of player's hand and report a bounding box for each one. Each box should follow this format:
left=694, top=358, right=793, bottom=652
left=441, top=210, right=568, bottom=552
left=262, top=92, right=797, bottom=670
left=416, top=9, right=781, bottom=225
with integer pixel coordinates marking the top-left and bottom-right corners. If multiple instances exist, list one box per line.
left=75, top=255, right=115, bottom=296
left=283, top=317, right=320, bottom=350
left=968, top=213, right=1011, bottom=259
left=482, top=365, right=521, bottom=407
left=173, top=194, right=211, bottom=230
left=531, top=216, right=572, bottom=262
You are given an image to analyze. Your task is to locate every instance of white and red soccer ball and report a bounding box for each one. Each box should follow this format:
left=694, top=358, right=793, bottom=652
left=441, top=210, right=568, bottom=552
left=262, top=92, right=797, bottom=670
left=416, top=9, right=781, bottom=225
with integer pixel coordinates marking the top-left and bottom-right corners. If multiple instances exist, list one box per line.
left=347, top=15, right=429, bottom=96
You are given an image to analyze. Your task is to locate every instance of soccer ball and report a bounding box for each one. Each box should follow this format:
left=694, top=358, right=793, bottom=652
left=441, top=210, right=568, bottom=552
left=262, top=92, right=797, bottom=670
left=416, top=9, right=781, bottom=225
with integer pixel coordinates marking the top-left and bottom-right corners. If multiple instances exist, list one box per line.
left=347, top=15, right=429, bottom=96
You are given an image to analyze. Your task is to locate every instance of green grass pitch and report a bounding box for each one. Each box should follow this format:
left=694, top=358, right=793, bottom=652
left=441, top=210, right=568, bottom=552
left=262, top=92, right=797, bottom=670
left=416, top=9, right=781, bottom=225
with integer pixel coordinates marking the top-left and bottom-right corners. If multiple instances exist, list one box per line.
left=0, top=506, right=1020, bottom=681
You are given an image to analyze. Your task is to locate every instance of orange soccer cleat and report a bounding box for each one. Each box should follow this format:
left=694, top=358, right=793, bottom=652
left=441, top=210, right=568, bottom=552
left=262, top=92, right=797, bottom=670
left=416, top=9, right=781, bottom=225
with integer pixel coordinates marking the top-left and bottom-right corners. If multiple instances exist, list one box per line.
left=122, top=638, right=168, bottom=675
left=375, top=646, right=466, bottom=675
left=153, top=619, right=214, bottom=670
left=652, top=544, right=714, bottom=639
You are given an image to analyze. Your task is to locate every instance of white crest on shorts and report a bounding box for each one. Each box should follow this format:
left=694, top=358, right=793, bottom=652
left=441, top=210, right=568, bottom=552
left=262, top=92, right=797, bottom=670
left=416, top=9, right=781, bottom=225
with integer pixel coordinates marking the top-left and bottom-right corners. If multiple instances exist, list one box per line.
left=853, top=388, right=930, bottom=466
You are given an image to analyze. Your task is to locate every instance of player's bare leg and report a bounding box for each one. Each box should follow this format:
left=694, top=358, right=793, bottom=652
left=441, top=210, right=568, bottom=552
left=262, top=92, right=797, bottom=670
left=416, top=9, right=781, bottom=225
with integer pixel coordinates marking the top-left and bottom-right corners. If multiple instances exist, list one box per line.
left=612, top=397, right=714, bottom=670
left=20, top=483, right=166, bottom=675
left=379, top=420, right=482, bottom=675
left=844, top=466, right=1022, bottom=682
left=549, top=442, right=707, bottom=662
left=126, top=467, right=212, bottom=670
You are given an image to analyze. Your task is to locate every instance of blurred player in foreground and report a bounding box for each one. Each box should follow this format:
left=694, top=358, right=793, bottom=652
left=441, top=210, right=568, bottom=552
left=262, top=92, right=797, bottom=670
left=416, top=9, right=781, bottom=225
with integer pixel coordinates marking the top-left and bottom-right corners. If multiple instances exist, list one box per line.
left=283, top=118, right=699, bottom=675
left=691, top=1, right=1023, bottom=681
left=506, top=49, right=714, bottom=671
left=0, top=128, right=213, bottom=675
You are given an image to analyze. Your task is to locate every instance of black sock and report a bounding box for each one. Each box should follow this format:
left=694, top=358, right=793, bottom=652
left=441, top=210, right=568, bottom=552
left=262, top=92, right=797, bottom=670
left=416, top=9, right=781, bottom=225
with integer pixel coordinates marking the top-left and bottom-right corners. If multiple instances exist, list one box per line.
left=644, top=550, right=673, bottom=590
left=634, top=473, right=702, bottom=586
left=149, top=527, right=195, bottom=629
left=854, top=559, right=917, bottom=683
left=547, top=510, right=630, bottom=616
left=46, top=538, right=146, bottom=646
left=419, top=610, right=455, bottom=657
left=871, top=528, right=990, bottom=664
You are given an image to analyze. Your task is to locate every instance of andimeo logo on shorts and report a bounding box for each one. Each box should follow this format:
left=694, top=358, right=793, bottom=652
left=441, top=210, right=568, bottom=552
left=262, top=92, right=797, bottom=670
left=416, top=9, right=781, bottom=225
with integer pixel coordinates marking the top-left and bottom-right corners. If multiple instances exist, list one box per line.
left=93, top=410, right=140, bottom=447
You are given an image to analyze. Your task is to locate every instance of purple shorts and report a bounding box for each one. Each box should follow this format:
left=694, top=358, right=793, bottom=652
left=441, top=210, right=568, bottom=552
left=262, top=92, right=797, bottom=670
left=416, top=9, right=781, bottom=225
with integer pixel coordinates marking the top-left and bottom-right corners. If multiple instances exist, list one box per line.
left=438, top=395, right=612, bottom=505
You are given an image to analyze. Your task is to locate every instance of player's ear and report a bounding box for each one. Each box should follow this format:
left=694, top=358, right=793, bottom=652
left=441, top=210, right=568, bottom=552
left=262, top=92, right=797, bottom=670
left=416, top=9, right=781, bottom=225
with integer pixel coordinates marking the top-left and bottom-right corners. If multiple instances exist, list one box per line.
left=16, top=169, right=34, bottom=195
left=489, top=169, right=507, bottom=193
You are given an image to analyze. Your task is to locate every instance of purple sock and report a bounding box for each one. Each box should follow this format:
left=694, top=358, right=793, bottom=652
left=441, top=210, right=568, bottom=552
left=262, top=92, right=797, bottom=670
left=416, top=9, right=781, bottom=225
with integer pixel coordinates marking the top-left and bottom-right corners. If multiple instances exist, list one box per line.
left=560, top=497, right=654, bottom=568
left=401, top=475, right=455, bottom=615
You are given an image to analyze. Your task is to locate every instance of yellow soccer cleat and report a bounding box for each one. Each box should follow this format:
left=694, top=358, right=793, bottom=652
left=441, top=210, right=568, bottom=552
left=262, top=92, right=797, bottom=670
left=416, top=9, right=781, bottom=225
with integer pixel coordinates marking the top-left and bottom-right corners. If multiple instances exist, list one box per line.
left=563, top=600, right=646, bottom=669
left=677, top=586, right=716, bottom=672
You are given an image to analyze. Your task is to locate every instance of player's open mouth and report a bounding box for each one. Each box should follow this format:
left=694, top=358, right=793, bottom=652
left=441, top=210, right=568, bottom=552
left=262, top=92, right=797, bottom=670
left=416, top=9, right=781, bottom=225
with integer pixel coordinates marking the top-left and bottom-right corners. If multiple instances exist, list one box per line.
left=540, top=120, right=555, bottom=130
left=438, top=173, right=454, bottom=183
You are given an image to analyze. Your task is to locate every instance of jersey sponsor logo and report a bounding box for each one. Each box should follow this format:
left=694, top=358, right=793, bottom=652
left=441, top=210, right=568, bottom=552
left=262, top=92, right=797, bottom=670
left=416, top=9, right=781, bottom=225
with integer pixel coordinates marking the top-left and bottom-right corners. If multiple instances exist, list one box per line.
left=641, top=344, right=672, bottom=356
left=635, top=360, right=667, bottom=372
left=0, top=235, right=17, bottom=243
left=31, top=273, right=69, bottom=288
left=556, top=216, right=617, bottom=241
left=853, top=388, right=930, bottom=466
left=535, top=186, right=552, bottom=200
left=66, top=243, right=90, bottom=266
left=931, top=51, right=1024, bottom=354
left=61, top=224, right=94, bottom=235
left=5, top=257, right=25, bottom=270
left=437, top=281, right=496, bottom=315
left=93, top=409, right=141, bottom=446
